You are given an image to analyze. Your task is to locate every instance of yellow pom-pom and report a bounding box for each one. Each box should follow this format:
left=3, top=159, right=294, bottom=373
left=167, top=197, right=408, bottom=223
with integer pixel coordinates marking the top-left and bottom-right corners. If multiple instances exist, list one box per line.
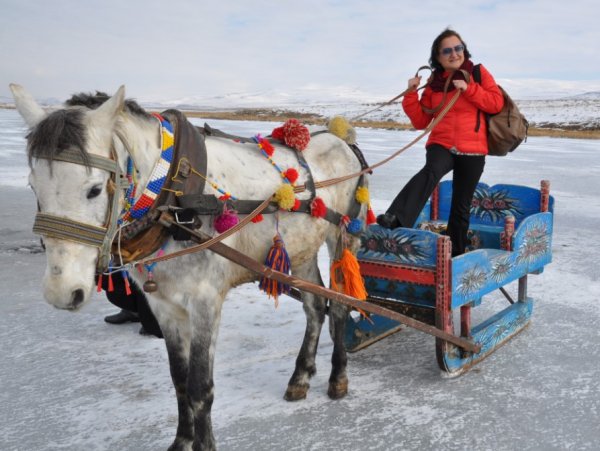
left=274, top=184, right=296, bottom=210
left=327, top=116, right=356, bottom=144
left=355, top=186, right=370, bottom=204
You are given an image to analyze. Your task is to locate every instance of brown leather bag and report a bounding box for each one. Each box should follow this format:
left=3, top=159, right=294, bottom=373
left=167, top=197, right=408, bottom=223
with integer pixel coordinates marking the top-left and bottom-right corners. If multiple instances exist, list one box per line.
left=473, top=64, right=529, bottom=156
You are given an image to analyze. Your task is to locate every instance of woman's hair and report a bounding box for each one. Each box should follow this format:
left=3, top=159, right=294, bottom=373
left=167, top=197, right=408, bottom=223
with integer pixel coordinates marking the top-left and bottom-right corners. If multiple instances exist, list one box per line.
left=429, top=28, right=472, bottom=71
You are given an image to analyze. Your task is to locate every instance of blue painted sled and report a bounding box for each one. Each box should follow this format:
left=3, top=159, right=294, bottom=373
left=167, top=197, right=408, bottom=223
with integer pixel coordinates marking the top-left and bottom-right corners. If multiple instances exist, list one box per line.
left=346, top=180, right=554, bottom=376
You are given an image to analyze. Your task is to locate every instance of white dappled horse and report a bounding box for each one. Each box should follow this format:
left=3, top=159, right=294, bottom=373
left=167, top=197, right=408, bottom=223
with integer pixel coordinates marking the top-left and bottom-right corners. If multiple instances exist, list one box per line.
left=11, top=84, right=367, bottom=451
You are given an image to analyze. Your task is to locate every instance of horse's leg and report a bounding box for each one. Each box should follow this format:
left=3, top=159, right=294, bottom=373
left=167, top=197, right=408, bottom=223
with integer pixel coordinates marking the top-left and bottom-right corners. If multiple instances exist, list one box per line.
left=327, top=299, right=350, bottom=399
left=149, top=304, right=194, bottom=451
left=187, top=293, right=224, bottom=451
left=284, top=256, right=327, bottom=401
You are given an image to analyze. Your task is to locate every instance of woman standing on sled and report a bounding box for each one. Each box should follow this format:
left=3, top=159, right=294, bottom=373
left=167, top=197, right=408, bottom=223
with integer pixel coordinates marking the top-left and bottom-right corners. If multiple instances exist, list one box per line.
left=377, top=28, right=504, bottom=256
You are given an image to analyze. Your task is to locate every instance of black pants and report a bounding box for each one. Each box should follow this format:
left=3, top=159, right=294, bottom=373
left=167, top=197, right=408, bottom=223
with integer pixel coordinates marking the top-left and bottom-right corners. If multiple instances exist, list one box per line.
left=386, top=144, right=485, bottom=256
left=100, top=274, right=163, bottom=338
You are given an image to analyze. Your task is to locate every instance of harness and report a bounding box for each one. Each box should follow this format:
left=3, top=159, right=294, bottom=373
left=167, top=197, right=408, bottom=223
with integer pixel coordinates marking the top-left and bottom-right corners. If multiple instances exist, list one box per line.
left=31, top=110, right=369, bottom=272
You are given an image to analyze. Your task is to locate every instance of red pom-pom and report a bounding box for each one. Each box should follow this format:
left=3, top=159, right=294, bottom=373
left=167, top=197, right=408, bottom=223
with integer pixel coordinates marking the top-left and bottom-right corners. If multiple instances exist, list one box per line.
left=284, top=168, right=299, bottom=184
left=292, top=198, right=301, bottom=211
left=271, top=126, right=284, bottom=140
left=218, top=193, right=231, bottom=201
left=310, top=197, right=327, bottom=218
left=214, top=207, right=239, bottom=233
left=251, top=213, right=264, bottom=223
left=282, top=119, right=310, bottom=151
left=259, top=138, right=275, bottom=157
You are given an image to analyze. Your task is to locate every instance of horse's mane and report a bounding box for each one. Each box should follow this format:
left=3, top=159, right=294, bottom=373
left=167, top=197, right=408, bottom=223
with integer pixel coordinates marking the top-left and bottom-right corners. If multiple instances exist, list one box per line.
left=26, top=108, right=89, bottom=168
left=65, top=91, right=151, bottom=118
left=26, top=91, right=151, bottom=168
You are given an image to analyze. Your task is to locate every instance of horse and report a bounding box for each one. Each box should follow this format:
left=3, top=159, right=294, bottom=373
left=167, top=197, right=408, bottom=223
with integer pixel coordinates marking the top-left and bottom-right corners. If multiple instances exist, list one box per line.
left=10, top=84, right=368, bottom=450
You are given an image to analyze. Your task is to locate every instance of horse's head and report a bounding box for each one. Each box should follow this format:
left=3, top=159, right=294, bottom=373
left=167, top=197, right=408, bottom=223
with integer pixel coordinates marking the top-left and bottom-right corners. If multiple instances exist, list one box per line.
left=10, top=84, right=125, bottom=310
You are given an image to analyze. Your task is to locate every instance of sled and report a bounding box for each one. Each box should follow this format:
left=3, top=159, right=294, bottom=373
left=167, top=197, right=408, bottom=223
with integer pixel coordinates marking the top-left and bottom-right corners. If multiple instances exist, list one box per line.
left=346, top=180, right=554, bottom=376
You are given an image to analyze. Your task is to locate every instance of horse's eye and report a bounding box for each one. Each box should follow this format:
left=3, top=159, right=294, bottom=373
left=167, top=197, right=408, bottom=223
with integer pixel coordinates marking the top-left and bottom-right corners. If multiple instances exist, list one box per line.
left=87, top=185, right=103, bottom=199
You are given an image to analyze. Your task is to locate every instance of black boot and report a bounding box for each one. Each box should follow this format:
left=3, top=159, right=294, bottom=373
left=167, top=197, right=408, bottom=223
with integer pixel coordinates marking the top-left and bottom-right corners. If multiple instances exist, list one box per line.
left=376, top=213, right=400, bottom=230
left=104, top=309, right=140, bottom=324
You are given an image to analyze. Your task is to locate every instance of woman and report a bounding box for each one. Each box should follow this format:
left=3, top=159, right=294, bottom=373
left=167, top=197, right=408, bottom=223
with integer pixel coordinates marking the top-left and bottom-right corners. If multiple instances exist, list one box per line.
left=377, top=28, right=504, bottom=256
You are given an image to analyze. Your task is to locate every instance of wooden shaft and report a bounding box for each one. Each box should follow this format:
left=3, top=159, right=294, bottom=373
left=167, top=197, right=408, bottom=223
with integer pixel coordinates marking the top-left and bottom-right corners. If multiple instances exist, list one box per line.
left=170, top=220, right=480, bottom=353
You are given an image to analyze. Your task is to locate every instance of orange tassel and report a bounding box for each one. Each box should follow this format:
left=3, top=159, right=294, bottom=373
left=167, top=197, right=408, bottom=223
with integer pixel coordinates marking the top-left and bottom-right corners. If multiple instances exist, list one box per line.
left=330, top=249, right=367, bottom=300
left=96, top=274, right=103, bottom=293
left=123, top=273, right=132, bottom=296
left=107, top=273, right=114, bottom=292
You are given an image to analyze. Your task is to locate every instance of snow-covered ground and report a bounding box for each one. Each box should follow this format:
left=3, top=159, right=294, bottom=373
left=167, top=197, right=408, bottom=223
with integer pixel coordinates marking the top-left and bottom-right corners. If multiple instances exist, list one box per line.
left=1, top=108, right=599, bottom=451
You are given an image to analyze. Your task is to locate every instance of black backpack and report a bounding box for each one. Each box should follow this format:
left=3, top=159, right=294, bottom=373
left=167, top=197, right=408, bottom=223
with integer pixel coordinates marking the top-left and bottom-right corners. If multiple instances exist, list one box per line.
left=473, top=64, right=529, bottom=156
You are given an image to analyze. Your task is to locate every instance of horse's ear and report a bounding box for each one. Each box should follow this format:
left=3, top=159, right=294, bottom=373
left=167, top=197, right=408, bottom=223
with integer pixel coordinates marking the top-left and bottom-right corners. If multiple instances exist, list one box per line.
left=89, top=85, right=126, bottom=128
left=9, top=84, right=47, bottom=127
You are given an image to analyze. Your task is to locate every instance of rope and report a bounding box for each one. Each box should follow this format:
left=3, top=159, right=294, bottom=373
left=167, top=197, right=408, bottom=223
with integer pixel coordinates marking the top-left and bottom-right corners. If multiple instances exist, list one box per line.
left=295, top=89, right=462, bottom=193
left=350, top=65, right=432, bottom=121
left=120, top=83, right=462, bottom=269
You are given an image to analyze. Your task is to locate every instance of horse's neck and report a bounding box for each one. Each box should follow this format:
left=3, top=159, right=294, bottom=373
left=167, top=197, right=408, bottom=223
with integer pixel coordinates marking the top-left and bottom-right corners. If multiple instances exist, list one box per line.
left=116, top=114, right=162, bottom=190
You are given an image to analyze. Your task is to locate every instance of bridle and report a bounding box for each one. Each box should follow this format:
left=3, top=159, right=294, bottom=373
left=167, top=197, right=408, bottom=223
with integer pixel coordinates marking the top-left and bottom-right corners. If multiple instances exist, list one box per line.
left=31, top=146, right=126, bottom=272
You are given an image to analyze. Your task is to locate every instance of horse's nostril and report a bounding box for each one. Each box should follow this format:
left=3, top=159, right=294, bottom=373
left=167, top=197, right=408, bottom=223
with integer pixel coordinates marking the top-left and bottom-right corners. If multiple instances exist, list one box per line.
left=71, top=289, right=85, bottom=308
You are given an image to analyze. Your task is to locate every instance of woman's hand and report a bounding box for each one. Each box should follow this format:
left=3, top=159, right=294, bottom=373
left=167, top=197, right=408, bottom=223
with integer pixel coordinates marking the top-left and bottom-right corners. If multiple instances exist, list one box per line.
left=453, top=80, right=468, bottom=92
left=408, top=75, right=422, bottom=91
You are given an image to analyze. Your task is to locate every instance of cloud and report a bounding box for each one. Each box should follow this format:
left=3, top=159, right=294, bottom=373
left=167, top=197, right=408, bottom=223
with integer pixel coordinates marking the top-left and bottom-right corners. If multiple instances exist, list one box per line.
left=1, top=0, right=598, bottom=102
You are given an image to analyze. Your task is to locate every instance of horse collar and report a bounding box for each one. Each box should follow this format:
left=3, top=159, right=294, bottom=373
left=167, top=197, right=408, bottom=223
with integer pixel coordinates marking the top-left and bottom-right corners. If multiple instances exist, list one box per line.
left=120, top=114, right=174, bottom=223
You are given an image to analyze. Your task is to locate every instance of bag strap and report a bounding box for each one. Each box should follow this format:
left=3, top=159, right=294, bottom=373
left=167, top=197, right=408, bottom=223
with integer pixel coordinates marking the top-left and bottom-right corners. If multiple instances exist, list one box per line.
left=421, top=69, right=472, bottom=115
left=472, top=64, right=483, bottom=132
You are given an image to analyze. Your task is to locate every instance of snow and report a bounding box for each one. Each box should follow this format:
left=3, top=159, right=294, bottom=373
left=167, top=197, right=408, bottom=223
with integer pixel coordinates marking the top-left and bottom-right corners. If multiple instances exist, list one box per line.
left=1, top=108, right=599, bottom=451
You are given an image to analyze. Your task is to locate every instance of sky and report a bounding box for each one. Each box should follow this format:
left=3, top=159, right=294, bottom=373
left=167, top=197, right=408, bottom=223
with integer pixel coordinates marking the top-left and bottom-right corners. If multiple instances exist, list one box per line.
left=1, top=0, right=599, bottom=104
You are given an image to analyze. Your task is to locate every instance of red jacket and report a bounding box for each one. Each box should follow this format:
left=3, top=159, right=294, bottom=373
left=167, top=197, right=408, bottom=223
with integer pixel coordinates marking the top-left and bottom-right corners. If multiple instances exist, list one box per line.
left=402, top=64, right=504, bottom=155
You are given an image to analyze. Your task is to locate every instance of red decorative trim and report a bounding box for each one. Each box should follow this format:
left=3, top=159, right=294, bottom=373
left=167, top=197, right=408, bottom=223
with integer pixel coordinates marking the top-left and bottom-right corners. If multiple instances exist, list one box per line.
left=359, top=260, right=436, bottom=285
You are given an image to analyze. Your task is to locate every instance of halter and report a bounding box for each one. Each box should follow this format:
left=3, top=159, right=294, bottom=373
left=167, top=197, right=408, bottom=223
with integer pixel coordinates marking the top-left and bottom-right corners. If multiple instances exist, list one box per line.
left=31, top=117, right=174, bottom=272
left=32, top=146, right=125, bottom=271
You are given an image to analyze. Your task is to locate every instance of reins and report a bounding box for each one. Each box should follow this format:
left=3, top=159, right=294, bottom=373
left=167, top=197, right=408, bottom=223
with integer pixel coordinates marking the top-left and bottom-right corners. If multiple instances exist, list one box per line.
left=350, top=65, right=432, bottom=121
left=126, top=75, right=463, bottom=271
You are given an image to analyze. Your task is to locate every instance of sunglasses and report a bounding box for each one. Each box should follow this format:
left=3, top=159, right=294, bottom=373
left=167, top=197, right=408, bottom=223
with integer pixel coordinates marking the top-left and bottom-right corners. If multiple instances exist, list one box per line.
left=440, top=44, right=465, bottom=56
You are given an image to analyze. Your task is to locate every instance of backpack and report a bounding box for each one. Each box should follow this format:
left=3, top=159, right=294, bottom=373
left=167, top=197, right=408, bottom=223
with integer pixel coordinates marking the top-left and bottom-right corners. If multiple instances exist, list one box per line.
left=473, top=64, right=528, bottom=156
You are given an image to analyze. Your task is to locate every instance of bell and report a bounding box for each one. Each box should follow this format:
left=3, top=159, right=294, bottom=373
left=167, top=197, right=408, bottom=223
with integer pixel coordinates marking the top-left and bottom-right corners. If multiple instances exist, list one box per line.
left=143, top=279, right=158, bottom=293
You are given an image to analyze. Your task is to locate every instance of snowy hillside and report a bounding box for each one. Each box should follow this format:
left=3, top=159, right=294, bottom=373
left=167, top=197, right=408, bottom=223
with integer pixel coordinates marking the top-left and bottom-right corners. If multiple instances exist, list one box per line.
left=146, top=88, right=600, bottom=130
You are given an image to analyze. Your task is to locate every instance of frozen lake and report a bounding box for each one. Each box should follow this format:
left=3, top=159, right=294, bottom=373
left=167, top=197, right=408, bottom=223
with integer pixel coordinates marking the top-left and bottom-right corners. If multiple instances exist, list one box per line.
left=1, top=108, right=599, bottom=450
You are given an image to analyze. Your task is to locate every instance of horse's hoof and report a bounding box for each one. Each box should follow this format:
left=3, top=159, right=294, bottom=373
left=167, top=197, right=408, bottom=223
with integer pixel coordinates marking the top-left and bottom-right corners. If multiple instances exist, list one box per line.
left=327, top=380, right=348, bottom=400
left=284, top=384, right=309, bottom=401
left=167, top=439, right=192, bottom=451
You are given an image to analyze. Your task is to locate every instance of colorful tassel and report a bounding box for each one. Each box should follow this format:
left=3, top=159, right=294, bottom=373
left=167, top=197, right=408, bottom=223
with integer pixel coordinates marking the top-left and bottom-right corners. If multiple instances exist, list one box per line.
left=310, top=197, right=327, bottom=218
left=122, top=271, right=132, bottom=296
left=366, top=204, right=377, bottom=225
left=330, top=249, right=367, bottom=301
left=355, top=186, right=370, bottom=204
left=214, top=206, right=239, bottom=233
left=258, top=137, right=275, bottom=156
left=96, top=274, right=103, bottom=293
left=259, top=234, right=291, bottom=306
left=284, top=167, right=299, bottom=184
left=271, top=119, right=310, bottom=151
left=327, top=116, right=356, bottom=144
left=292, top=198, right=301, bottom=211
left=107, top=273, right=114, bottom=292
left=347, top=218, right=363, bottom=234
left=274, top=184, right=296, bottom=210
